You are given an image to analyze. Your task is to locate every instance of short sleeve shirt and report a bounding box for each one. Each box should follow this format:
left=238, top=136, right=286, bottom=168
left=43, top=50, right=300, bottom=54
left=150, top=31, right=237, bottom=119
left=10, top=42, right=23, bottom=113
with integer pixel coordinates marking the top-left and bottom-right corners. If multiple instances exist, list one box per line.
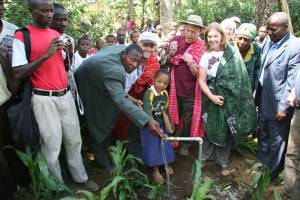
left=74, top=51, right=90, bottom=72
left=199, top=51, right=224, bottom=77
left=12, top=25, right=67, bottom=90
left=0, top=20, right=18, bottom=105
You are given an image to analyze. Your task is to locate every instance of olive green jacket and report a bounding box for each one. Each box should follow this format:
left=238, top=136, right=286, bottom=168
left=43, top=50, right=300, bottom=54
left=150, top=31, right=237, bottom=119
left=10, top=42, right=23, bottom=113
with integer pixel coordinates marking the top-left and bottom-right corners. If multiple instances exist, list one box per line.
left=75, top=45, right=151, bottom=144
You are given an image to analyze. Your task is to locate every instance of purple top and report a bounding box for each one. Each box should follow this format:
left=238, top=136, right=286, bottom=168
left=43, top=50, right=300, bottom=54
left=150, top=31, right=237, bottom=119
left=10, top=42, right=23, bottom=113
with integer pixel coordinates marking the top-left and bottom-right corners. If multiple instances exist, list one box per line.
left=171, top=36, right=197, bottom=97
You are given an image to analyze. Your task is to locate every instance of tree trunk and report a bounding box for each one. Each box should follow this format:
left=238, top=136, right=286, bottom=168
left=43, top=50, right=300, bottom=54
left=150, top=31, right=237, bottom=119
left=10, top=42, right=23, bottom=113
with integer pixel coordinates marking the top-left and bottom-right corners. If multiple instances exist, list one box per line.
left=277, top=0, right=294, bottom=33
left=160, top=0, right=174, bottom=33
left=127, top=0, right=134, bottom=17
left=254, top=0, right=274, bottom=27
left=141, top=0, right=146, bottom=27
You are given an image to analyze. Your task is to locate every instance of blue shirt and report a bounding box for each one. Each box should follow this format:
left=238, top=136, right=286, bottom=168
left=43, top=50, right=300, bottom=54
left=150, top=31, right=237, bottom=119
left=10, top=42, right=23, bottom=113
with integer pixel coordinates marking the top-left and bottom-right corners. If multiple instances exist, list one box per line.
left=259, top=33, right=289, bottom=86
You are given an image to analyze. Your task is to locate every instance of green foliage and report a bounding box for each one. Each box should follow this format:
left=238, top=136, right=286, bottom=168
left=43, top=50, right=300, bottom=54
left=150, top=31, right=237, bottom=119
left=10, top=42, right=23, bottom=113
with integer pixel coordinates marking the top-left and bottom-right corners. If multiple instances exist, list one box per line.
left=61, top=141, right=165, bottom=200
left=173, top=0, right=254, bottom=25
left=235, top=139, right=258, bottom=156
left=16, top=146, right=72, bottom=200
left=250, top=164, right=270, bottom=200
left=273, top=190, right=282, bottom=200
left=3, top=0, right=300, bottom=44
left=3, top=0, right=31, bottom=27
left=146, top=183, right=167, bottom=199
left=289, top=0, right=300, bottom=35
left=186, top=160, right=215, bottom=200
left=99, top=140, right=152, bottom=199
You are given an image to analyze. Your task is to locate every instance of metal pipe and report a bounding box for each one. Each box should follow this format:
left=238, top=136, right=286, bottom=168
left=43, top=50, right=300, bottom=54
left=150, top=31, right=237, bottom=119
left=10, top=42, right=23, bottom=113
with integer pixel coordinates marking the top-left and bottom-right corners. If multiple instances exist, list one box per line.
left=164, top=137, right=203, bottom=164
left=165, top=137, right=203, bottom=143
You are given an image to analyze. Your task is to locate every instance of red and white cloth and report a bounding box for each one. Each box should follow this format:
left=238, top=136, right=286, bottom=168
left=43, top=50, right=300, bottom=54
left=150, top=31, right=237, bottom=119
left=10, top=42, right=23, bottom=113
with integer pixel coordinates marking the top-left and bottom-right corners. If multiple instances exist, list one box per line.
left=128, top=53, right=160, bottom=98
left=169, top=38, right=205, bottom=137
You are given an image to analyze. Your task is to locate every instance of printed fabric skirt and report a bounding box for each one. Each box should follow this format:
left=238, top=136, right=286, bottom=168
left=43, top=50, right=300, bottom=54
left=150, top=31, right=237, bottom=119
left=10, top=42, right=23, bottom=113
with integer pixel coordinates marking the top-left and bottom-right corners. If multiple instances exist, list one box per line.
left=141, top=124, right=175, bottom=167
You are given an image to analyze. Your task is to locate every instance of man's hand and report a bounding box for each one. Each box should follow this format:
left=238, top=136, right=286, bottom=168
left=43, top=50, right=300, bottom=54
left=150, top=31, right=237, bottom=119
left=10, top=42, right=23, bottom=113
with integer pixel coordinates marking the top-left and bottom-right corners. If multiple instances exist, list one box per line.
left=182, top=53, right=193, bottom=65
left=169, top=41, right=178, bottom=56
left=44, top=37, right=64, bottom=59
left=132, top=99, right=143, bottom=108
left=63, top=42, right=74, bottom=55
left=287, top=87, right=298, bottom=107
left=147, top=118, right=165, bottom=139
left=276, top=112, right=286, bottom=121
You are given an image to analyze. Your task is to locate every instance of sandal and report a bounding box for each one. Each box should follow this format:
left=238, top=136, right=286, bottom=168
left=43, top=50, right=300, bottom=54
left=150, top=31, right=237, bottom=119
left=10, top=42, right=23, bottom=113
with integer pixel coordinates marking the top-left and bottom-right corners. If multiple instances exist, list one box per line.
left=221, top=166, right=230, bottom=177
left=152, top=168, right=165, bottom=183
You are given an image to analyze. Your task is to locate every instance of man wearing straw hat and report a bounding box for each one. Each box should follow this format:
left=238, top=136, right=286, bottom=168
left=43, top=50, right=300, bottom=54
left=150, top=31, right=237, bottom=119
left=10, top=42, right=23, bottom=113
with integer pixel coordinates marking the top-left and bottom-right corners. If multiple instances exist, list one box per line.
left=168, top=15, right=205, bottom=156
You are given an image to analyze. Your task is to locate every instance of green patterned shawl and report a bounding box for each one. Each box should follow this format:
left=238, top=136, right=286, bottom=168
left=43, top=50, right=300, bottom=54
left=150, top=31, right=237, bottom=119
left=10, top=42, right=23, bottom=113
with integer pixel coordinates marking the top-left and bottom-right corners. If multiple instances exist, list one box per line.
left=202, top=44, right=257, bottom=146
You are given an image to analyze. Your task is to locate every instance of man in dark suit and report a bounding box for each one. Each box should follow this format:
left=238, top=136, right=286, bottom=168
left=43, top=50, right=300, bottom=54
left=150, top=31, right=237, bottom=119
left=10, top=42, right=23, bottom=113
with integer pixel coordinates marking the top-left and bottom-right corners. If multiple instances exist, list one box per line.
left=75, top=44, right=163, bottom=170
left=255, top=12, right=300, bottom=180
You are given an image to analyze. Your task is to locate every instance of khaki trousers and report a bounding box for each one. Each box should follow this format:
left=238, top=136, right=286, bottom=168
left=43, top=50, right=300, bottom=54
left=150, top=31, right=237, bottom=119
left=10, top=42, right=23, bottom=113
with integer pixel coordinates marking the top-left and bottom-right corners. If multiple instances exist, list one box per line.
left=284, top=109, right=300, bottom=200
left=32, top=91, right=88, bottom=183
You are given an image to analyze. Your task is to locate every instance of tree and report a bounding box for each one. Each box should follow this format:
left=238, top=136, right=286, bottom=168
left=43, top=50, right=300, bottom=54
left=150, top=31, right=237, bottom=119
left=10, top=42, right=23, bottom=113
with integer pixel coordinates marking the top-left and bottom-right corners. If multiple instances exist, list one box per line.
left=254, top=0, right=275, bottom=27
left=277, top=0, right=293, bottom=33
left=128, top=0, right=134, bottom=16
left=160, top=0, right=174, bottom=33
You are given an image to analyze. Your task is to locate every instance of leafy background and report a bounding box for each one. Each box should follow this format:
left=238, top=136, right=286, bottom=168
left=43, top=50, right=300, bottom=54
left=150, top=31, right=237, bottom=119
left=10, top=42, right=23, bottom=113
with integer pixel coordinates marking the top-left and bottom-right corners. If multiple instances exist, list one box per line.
left=3, top=0, right=300, bottom=44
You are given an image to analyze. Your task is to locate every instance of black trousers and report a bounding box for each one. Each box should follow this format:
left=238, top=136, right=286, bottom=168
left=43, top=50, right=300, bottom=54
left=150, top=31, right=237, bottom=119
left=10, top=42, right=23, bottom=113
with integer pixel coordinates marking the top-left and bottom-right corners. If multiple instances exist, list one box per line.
left=89, top=135, right=114, bottom=170
left=177, top=96, right=194, bottom=147
left=257, top=113, right=291, bottom=180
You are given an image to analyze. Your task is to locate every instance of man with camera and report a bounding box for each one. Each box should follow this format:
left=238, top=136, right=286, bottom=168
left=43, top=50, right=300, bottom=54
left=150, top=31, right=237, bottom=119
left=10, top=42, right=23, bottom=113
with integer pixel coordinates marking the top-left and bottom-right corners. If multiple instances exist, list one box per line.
left=50, top=3, right=77, bottom=98
left=11, top=0, right=98, bottom=192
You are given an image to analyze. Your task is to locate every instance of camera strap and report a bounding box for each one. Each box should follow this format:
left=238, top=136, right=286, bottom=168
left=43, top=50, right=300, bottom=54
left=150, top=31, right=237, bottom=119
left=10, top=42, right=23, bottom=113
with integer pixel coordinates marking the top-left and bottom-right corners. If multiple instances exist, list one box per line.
left=64, top=34, right=85, bottom=115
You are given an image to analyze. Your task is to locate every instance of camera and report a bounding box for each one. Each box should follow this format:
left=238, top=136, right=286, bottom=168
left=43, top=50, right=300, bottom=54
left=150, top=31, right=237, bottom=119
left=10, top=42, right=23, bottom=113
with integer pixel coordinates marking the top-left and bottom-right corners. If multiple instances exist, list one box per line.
left=59, top=35, right=71, bottom=46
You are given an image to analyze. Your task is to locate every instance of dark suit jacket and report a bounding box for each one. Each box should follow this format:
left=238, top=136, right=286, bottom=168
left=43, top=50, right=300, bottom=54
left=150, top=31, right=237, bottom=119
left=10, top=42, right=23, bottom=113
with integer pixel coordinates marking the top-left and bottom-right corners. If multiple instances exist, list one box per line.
left=255, top=33, right=300, bottom=120
left=75, top=45, right=151, bottom=143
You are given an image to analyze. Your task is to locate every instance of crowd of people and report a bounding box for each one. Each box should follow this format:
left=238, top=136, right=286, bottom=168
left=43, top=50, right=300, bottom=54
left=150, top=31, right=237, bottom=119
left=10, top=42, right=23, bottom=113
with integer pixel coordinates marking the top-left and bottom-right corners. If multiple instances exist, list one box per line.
left=0, top=0, right=300, bottom=199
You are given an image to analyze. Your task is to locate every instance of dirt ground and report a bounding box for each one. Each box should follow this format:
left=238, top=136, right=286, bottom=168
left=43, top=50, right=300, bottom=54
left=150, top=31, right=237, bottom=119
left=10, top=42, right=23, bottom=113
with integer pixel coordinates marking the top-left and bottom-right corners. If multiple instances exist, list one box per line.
left=64, top=143, right=281, bottom=200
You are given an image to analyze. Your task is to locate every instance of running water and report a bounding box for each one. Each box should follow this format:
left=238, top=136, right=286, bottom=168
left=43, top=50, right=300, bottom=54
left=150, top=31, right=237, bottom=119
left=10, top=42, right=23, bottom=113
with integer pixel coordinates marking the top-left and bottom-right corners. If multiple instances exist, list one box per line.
left=160, top=139, right=176, bottom=200
left=161, top=137, right=203, bottom=200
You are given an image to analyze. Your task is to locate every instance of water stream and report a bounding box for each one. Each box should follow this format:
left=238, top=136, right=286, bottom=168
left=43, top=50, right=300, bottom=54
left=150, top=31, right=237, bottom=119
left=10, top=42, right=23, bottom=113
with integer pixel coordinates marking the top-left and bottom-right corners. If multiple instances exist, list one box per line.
left=160, top=139, right=176, bottom=200
left=161, top=137, right=203, bottom=200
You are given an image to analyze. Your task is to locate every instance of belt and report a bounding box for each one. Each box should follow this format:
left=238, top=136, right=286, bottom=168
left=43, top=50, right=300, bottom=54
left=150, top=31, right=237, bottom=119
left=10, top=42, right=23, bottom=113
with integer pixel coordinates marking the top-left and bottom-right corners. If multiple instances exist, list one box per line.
left=33, top=88, right=69, bottom=97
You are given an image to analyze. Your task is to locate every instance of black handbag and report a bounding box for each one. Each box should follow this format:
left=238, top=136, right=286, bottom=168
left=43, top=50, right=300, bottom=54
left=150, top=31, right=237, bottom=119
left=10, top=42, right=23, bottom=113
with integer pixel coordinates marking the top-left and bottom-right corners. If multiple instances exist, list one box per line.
left=7, top=28, right=40, bottom=144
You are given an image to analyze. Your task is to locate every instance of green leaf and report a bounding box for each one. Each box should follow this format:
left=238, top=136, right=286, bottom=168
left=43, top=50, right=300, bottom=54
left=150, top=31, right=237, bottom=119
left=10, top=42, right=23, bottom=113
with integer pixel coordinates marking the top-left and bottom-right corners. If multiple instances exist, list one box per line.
left=75, top=190, right=97, bottom=200
left=60, top=197, right=85, bottom=200
left=273, top=190, right=282, bottom=200
left=118, top=190, right=127, bottom=200
left=37, top=152, right=50, bottom=178
left=16, top=149, right=32, bottom=168
left=195, top=180, right=214, bottom=200
left=100, top=176, right=125, bottom=200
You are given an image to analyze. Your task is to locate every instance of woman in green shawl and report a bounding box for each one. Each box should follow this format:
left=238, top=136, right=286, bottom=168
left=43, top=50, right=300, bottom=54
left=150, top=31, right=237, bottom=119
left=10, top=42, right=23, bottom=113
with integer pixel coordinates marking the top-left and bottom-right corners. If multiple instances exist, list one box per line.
left=199, top=23, right=257, bottom=176
left=235, top=23, right=262, bottom=91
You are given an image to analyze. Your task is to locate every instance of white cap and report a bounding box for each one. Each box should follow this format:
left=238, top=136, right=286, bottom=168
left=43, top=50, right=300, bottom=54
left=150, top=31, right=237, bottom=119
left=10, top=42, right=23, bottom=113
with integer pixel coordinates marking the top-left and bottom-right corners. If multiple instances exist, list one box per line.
left=138, top=32, right=159, bottom=45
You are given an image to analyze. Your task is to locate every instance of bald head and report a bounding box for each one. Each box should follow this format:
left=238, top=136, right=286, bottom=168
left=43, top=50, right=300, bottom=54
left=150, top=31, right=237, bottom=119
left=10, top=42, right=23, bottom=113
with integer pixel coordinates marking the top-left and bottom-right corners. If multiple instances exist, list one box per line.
left=28, top=0, right=53, bottom=9
left=268, top=12, right=289, bottom=27
left=267, top=12, right=289, bottom=42
left=28, top=0, right=54, bottom=28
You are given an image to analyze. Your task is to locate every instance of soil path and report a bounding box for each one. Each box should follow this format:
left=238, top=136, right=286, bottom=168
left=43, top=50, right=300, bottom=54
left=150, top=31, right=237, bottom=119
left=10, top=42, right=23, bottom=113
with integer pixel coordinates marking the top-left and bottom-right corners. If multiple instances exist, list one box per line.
left=65, top=144, right=279, bottom=200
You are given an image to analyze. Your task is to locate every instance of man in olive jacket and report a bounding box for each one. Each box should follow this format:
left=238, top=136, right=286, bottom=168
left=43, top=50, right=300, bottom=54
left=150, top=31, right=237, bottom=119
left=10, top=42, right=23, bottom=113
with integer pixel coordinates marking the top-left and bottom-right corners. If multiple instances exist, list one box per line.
left=75, top=44, right=163, bottom=170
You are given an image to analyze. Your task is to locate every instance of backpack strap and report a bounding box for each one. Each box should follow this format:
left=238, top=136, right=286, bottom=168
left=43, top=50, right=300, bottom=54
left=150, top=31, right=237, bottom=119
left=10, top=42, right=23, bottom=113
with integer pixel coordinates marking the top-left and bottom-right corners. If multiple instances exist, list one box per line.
left=16, top=27, right=31, bottom=62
